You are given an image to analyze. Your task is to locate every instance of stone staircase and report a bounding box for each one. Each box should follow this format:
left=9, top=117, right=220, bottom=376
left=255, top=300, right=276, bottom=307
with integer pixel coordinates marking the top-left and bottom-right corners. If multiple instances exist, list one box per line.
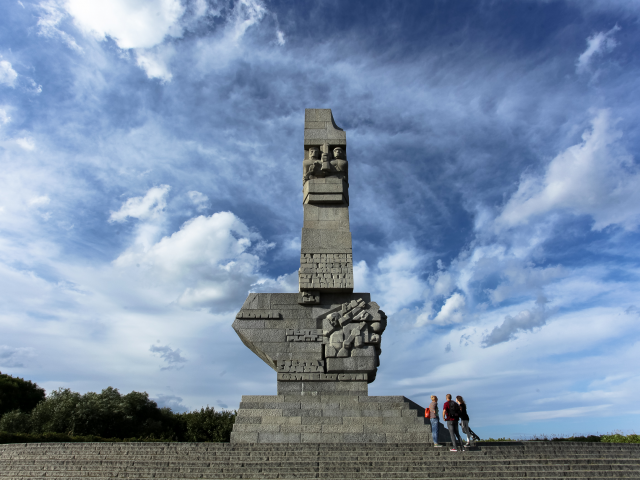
left=230, top=395, right=450, bottom=444
left=1, top=441, right=639, bottom=479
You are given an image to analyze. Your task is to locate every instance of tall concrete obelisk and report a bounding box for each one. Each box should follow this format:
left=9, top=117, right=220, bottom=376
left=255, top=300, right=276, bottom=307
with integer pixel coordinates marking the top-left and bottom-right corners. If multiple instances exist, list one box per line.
left=230, top=109, right=447, bottom=444
left=299, top=109, right=353, bottom=293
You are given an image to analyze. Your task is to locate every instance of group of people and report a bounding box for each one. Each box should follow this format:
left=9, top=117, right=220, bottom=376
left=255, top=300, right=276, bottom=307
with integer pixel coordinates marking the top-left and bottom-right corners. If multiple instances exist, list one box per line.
left=426, top=394, right=475, bottom=451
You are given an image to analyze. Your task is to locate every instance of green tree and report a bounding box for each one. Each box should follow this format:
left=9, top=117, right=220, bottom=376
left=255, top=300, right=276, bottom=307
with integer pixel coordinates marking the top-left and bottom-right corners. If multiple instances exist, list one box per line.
left=0, top=372, right=46, bottom=418
left=180, top=407, right=236, bottom=442
left=71, top=387, right=179, bottom=439
left=30, top=388, right=81, bottom=434
left=0, top=375, right=236, bottom=442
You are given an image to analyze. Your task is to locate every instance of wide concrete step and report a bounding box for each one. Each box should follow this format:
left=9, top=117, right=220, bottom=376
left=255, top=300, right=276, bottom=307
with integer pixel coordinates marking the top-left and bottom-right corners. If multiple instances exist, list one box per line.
left=3, top=445, right=639, bottom=455
left=0, top=472, right=640, bottom=480
left=3, top=450, right=640, bottom=459
left=3, top=462, right=640, bottom=470
left=1, top=443, right=640, bottom=479
left=2, top=473, right=640, bottom=479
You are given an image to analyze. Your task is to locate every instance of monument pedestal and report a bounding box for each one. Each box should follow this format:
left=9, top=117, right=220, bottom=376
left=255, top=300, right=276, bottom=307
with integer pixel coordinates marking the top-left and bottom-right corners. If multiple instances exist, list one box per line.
left=230, top=394, right=451, bottom=444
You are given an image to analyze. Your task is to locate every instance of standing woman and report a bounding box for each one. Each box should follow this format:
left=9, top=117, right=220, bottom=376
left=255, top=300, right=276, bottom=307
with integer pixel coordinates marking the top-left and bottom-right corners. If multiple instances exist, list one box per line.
left=428, top=395, right=442, bottom=447
left=456, top=396, right=472, bottom=446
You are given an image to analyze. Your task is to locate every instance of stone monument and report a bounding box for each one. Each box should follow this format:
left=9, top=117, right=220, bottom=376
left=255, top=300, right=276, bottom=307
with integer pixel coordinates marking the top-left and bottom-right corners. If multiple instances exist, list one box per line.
left=230, top=109, right=449, bottom=443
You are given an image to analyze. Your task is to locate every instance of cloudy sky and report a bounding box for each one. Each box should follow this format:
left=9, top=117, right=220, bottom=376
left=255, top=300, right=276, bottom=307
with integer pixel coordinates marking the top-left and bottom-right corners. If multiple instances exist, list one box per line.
left=2, top=0, right=640, bottom=439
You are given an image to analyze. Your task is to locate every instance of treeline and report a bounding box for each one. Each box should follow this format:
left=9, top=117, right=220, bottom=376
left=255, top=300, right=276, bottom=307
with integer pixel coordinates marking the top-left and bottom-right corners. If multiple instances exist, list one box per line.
left=0, top=372, right=235, bottom=442
left=481, top=433, right=640, bottom=444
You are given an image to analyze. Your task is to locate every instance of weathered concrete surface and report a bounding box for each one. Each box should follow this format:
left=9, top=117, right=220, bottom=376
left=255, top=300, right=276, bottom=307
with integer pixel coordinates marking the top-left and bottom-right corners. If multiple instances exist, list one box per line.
left=232, top=293, right=386, bottom=385
left=5, top=442, right=639, bottom=478
left=231, top=394, right=451, bottom=444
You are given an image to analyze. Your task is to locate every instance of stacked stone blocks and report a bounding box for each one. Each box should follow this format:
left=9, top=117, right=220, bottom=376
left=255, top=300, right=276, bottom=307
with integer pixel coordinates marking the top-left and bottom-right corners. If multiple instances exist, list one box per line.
left=230, top=394, right=448, bottom=444
left=299, top=253, right=353, bottom=291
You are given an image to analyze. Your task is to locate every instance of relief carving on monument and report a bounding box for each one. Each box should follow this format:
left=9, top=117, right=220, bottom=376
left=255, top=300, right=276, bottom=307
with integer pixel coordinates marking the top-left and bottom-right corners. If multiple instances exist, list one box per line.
left=321, top=298, right=387, bottom=361
left=302, top=143, right=349, bottom=184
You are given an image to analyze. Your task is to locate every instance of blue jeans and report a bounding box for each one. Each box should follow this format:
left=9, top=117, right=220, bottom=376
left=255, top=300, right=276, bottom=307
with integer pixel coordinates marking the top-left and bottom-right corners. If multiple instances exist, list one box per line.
left=430, top=418, right=439, bottom=444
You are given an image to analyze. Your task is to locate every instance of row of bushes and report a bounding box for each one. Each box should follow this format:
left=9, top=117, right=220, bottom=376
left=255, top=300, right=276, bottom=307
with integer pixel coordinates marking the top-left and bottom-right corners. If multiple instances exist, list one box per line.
left=0, top=373, right=235, bottom=442
left=0, top=432, right=174, bottom=444
left=484, top=434, right=640, bottom=443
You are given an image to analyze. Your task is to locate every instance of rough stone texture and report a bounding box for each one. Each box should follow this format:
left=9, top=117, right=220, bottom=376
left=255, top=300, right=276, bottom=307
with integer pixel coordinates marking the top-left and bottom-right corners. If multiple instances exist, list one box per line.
left=300, top=229, right=353, bottom=251
left=304, top=179, right=349, bottom=205
left=2, top=442, right=640, bottom=479
left=300, top=110, right=352, bottom=294
left=303, top=108, right=346, bottom=147
left=233, top=293, right=386, bottom=385
left=230, top=394, right=449, bottom=444
left=326, top=356, right=377, bottom=373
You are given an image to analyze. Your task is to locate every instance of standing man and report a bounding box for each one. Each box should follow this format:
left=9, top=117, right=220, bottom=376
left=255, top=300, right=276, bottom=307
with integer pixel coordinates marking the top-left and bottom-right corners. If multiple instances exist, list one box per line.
left=428, top=395, right=442, bottom=447
left=443, top=394, right=463, bottom=452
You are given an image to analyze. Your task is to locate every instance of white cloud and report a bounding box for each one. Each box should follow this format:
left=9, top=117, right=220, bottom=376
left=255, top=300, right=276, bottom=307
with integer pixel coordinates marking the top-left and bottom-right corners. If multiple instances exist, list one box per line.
left=576, top=25, right=620, bottom=74
left=250, top=270, right=298, bottom=295
left=62, top=0, right=272, bottom=82
left=109, top=185, right=170, bottom=223
left=37, top=0, right=83, bottom=52
left=64, top=0, right=185, bottom=50
left=355, top=244, right=429, bottom=314
left=430, top=269, right=455, bottom=298
left=29, top=196, right=51, bottom=207
left=229, top=0, right=267, bottom=43
left=276, top=30, right=285, bottom=46
left=192, top=0, right=272, bottom=73
left=0, top=345, right=35, bottom=368
left=353, top=260, right=370, bottom=293
left=487, top=262, right=564, bottom=305
left=16, top=137, right=36, bottom=151
left=193, top=0, right=208, bottom=18
left=113, top=210, right=270, bottom=310
left=0, top=108, right=10, bottom=125
left=135, top=45, right=174, bottom=82
left=0, top=59, right=18, bottom=87
left=431, top=292, right=466, bottom=325
left=498, top=110, right=640, bottom=231
left=187, top=191, right=209, bottom=211
left=482, top=296, right=550, bottom=347
left=27, top=79, right=43, bottom=95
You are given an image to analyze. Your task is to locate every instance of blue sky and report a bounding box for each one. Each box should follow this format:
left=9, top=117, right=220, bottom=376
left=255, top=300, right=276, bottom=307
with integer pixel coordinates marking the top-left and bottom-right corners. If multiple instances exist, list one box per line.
left=1, top=0, right=640, bottom=439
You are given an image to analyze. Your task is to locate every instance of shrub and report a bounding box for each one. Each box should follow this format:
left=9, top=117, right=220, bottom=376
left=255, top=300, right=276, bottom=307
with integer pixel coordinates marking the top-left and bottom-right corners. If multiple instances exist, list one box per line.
left=0, top=410, right=32, bottom=433
left=601, top=433, right=640, bottom=443
left=180, top=407, right=236, bottom=442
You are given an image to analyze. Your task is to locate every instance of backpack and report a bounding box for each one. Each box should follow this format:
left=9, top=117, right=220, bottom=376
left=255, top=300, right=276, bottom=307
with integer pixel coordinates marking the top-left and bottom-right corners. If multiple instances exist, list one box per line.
left=448, top=401, right=460, bottom=419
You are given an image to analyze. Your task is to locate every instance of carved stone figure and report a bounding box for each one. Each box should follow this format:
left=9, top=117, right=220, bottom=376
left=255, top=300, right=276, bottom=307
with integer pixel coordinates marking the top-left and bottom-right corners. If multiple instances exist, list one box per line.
left=302, top=147, right=320, bottom=183
left=302, top=144, right=349, bottom=184
left=330, top=146, right=348, bottom=181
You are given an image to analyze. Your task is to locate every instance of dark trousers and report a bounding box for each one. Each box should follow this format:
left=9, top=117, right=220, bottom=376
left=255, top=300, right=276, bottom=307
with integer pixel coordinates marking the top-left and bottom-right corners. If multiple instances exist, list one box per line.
left=447, top=420, right=463, bottom=449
